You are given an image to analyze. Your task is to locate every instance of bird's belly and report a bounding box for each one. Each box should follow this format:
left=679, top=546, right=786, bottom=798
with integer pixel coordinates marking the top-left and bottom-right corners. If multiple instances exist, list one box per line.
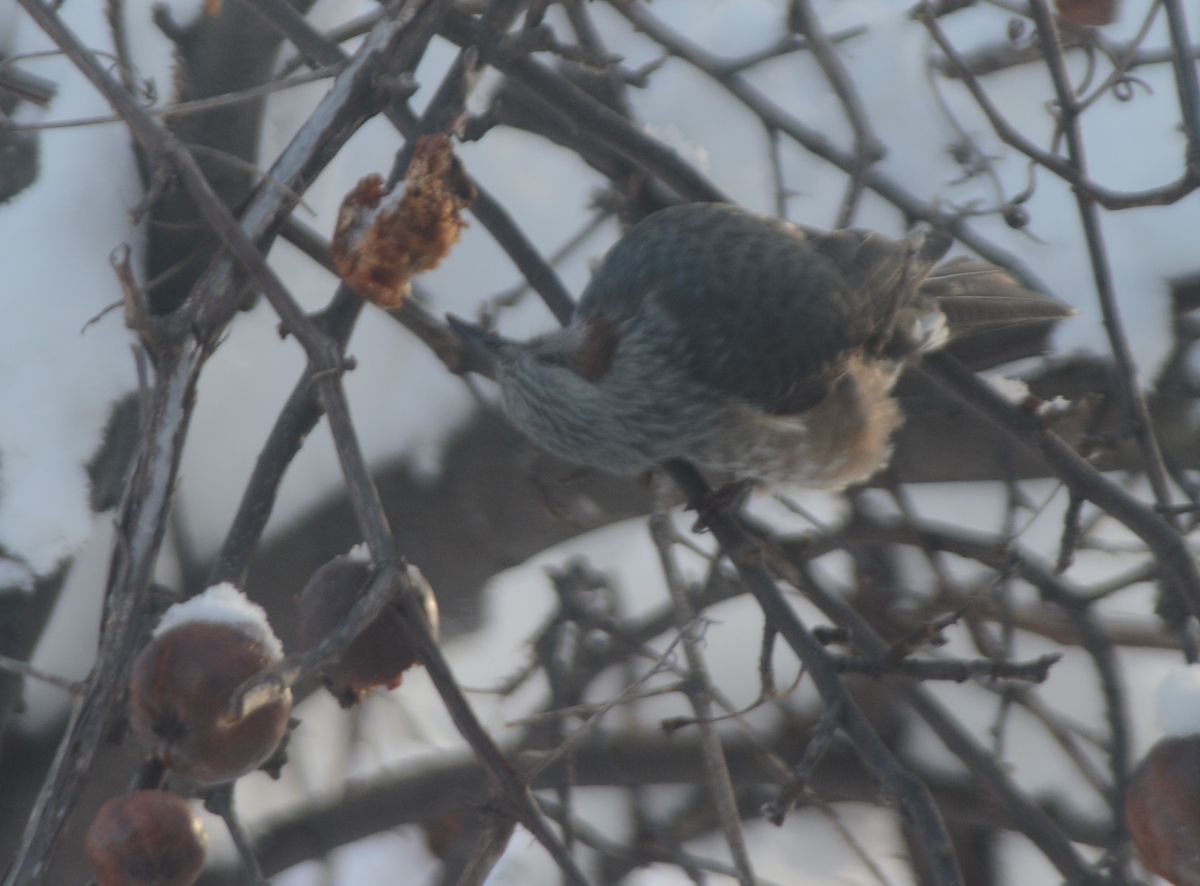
left=690, top=358, right=902, bottom=489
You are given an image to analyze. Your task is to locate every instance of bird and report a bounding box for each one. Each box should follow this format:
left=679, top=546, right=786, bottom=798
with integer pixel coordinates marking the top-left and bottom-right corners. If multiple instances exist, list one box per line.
left=449, top=203, right=1071, bottom=490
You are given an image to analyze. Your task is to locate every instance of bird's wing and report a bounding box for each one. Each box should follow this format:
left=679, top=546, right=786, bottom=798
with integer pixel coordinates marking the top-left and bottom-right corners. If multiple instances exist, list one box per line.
left=578, top=204, right=940, bottom=415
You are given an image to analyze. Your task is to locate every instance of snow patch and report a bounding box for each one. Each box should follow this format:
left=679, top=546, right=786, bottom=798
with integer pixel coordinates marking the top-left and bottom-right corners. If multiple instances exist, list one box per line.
left=1156, top=664, right=1200, bottom=736
left=0, top=556, right=35, bottom=593
left=154, top=583, right=283, bottom=659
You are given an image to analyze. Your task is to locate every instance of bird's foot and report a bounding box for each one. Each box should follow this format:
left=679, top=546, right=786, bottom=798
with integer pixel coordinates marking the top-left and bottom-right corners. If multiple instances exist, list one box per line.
left=690, top=478, right=756, bottom=533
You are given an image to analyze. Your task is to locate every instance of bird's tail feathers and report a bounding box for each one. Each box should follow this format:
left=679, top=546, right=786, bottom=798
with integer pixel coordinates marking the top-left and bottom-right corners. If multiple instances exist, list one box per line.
left=923, top=257, right=1075, bottom=370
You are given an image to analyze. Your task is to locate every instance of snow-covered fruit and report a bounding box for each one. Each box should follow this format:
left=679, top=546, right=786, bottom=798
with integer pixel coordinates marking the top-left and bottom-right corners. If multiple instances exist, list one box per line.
left=1126, top=735, right=1200, bottom=885
left=84, top=790, right=206, bottom=886
left=298, top=554, right=439, bottom=707
left=129, top=584, right=291, bottom=784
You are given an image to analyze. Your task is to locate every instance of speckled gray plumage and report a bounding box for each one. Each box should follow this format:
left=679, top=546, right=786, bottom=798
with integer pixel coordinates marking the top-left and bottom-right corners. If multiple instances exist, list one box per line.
left=575, top=204, right=950, bottom=416
left=476, top=203, right=1070, bottom=487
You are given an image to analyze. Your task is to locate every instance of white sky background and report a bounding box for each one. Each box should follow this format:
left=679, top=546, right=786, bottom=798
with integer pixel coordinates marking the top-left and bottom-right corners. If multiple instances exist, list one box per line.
left=4, top=0, right=1200, bottom=882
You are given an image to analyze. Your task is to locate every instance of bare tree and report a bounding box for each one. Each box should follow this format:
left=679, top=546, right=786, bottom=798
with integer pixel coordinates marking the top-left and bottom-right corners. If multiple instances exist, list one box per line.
left=3, top=0, right=1200, bottom=883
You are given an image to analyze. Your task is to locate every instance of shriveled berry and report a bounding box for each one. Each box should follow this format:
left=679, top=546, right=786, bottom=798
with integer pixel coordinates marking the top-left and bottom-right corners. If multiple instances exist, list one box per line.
left=298, top=556, right=438, bottom=707
left=1126, top=735, right=1200, bottom=885
left=84, top=790, right=206, bottom=886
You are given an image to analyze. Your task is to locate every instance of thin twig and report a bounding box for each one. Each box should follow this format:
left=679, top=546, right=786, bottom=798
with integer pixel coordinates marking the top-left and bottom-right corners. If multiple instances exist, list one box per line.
left=441, top=10, right=730, bottom=205
left=0, top=654, right=82, bottom=694
left=915, top=3, right=1200, bottom=210
left=648, top=509, right=756, bottom=886
left=664, top=458, right=968, bottom=886
left=788, top=0, right=885, bottom=228
left=612, top=0, right=1048, bottom=284
left=3, top=65, right=338, bottom=132
left=763, top=700, right=841, bottom=825
left=830, top=652, right=1061, bottom=683
left=921, top=351, right=1200, bottom=615
left=1160, top=0, right=1200, bottom=167
left=777, top=557, right=1106, bottom=884
left=204, top=784, right=266, bottom=885
left=1027, top=0, right=1175, bottom=522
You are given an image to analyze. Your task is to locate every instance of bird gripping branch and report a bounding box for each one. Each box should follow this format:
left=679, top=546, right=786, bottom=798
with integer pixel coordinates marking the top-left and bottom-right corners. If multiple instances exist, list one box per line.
left=450, top=203, right=1071, bottom=489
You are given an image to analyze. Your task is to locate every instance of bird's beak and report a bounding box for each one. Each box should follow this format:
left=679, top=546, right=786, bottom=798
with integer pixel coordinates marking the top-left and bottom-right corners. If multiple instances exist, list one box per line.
left=446, top=314, right=504, bottom=378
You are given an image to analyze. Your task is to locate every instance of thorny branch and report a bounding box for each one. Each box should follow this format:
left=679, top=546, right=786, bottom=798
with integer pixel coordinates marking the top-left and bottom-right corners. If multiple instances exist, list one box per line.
left=5, top=2, right=526, bottom=884
left=648, top=510, right=756, bottom=886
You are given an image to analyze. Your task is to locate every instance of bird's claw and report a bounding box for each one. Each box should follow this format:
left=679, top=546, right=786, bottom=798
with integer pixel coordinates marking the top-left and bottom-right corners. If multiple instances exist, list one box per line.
left=690, top=479, right=755, bottom=532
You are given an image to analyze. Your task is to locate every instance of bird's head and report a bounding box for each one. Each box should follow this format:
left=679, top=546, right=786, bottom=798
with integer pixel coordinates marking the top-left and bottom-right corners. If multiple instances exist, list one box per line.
left=446, top=314, right=511, bottom=379
left=446, top=314, right=597, bottom=385
left=446, top=313, right=646, bottom=470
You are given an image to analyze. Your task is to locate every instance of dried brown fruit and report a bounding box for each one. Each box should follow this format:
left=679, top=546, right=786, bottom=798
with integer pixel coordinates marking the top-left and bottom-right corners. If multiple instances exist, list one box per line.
left=1056, top=0, right=1119, bottom=26
left=298, top=554, right=439, bottom=707
left=332, top=133, right=476, bottom=308
left=129, top=586, right=291, bottom=784
left=424, top=812, right=465, bottom=860
left=1126, top=735, right=1200, bottom=885
left=84, top=790, right=206, bottom=886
